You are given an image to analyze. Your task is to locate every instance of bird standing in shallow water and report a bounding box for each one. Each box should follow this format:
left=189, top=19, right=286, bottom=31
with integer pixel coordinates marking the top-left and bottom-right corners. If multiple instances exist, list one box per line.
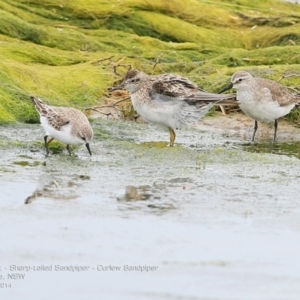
left=31, top=96, right=93, bottom=156
left=110, top=69, right=236, bottom=146
left=219, top=71, right=300, bottom=142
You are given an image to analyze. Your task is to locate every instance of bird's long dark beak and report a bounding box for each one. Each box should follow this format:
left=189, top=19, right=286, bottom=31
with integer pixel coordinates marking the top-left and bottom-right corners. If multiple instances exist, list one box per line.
left=218, top=82, right=233, bottom=94
left=86, top=143, right=92, bottom=156
left=109, top=83, right=125, bottom=92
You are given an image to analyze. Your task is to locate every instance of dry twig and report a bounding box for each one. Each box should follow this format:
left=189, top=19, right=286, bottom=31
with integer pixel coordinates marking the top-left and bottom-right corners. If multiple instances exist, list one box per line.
left=85, top=97, right=131, bottom=119
left=92, top=56, right=114, bottom=65
left=110, top=56, right=132, bottom=75
left=277, top=73, right=300, bottom=83
left=152, top=53, right=163, bottom=73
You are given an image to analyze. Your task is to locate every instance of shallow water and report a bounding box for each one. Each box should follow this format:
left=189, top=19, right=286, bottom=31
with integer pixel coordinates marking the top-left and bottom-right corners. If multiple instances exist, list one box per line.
left=1, top=119, right=300, bottom=300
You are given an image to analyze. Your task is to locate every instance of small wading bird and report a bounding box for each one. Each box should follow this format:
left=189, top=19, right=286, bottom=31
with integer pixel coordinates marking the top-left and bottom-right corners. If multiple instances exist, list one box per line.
left=110, top=69, right=236, bottom=146
left=30, top=96, right=93, bottom=156
left=219, top=71, right=300, bottom=142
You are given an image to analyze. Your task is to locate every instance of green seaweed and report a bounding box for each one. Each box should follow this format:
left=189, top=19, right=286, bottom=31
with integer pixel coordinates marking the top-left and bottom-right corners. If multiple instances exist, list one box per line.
left=1, top=0, right=300, bottom=124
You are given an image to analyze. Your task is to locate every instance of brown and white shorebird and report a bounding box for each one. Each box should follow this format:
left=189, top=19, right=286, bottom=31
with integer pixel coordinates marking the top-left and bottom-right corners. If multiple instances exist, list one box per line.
left=30, top=96, right=93, bottom=156
left=219, top=71, right=300, bottom=142
left=110, top=69, right=236, bottom=146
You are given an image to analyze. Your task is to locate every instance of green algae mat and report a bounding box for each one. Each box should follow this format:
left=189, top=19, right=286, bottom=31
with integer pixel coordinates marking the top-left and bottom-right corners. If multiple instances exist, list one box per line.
left=1, top=0, right=300, bottom=124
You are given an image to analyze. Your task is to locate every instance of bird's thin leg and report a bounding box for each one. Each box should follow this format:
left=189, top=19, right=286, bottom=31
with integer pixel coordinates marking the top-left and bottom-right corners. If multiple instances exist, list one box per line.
left=66, top=145, right=72, bottom=156
left=274, top=119, right=278, bottom=143
left=47, top=138, right=54, bottom=145
left=44, top=135, right=50, bottom=156
left=168, top=128, right=176, bottom=147
left=251, top=120, right=258, bottom=142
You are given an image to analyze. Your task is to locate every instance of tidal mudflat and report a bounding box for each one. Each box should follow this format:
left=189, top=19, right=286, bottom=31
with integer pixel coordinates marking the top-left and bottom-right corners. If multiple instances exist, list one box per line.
left=1, top=117, right=300, bottom=300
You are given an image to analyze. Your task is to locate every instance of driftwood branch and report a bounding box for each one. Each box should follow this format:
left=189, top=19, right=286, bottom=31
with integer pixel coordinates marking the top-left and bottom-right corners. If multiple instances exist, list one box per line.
left=113, top=97, right=130, bottom=105
left=85, top=107, right=114, bottom=118
left=92, top=56, right=114, bottom=65
left=110, top=56, right=132, bottom=75
left=277, top=73, right=300, bottom=82
left=85, top=97, right=132, bottom=119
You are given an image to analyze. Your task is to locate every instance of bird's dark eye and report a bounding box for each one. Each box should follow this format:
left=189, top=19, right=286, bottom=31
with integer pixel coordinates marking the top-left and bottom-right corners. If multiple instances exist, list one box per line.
left=81, top=137, right=86, bottom=141
left=130, top=78, right=140, bottom=83
left=238, top=78, right=243, bottom=82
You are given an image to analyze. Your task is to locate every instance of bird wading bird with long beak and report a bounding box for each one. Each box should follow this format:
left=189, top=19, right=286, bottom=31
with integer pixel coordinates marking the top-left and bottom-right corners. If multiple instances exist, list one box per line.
left=110, top=69, right=236, bottom=146
left=219, top=71, right=300, bottom=142
left=31, top=96, right=93, bottom=156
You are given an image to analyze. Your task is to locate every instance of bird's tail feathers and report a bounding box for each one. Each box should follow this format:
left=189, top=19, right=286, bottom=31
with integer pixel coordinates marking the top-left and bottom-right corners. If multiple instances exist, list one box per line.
left=175, top=102, right=214, bottom=129
left=30, top=96, right=48, bottom=115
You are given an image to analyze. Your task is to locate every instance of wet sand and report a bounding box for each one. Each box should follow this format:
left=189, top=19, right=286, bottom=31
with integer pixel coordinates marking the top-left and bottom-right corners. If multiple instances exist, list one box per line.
left=1, top=115, right=300, bottom=299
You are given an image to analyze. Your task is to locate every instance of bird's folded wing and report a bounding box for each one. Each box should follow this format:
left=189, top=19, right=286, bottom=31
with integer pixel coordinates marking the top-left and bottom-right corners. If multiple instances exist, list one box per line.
left=257, top=78, right=296, bottom=107
left=150, top=74, right=204, bottom=98
left=47, top=111, right=70, bottom=131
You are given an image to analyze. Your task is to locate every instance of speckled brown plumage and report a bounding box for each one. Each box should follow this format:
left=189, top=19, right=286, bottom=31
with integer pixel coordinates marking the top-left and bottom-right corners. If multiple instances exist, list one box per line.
left=30, top=96, right=93, bottom=155
left=219, top=70, right=300, bottom=142
left=110, top=69, right=236, bottom=146
left=230, top=71, right=300, bottom=107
